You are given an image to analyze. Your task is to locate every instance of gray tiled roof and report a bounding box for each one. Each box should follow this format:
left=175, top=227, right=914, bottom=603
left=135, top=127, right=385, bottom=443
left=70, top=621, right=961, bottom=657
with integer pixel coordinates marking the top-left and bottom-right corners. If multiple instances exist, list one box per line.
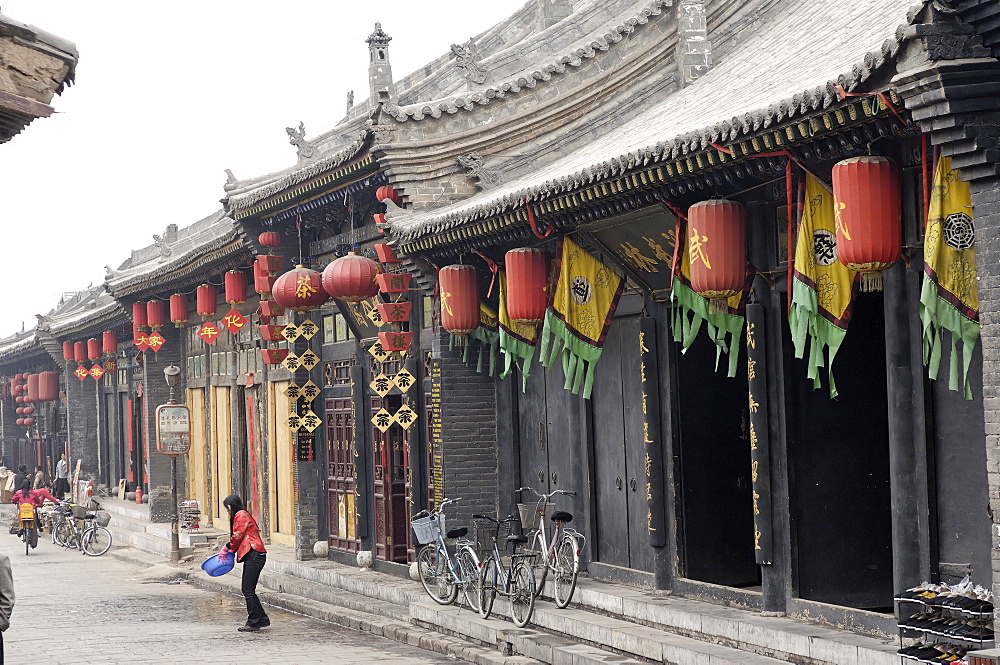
left=392, top=0, right=924, bottom=242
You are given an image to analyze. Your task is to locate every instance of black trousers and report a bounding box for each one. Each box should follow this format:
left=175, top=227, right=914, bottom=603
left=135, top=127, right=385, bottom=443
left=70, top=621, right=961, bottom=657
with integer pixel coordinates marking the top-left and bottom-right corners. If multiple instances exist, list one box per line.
left=240, top=550, right=269, bottom=627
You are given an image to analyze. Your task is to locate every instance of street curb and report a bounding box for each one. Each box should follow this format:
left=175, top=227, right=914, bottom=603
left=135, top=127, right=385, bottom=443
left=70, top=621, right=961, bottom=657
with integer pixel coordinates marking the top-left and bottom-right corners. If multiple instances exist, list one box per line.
left=110, top=547, right=542, bottom=665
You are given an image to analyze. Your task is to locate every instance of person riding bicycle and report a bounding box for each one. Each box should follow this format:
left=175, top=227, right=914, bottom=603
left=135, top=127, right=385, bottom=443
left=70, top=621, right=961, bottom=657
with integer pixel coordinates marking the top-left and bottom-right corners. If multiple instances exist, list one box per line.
left=11, top=480, right=59, bottom=532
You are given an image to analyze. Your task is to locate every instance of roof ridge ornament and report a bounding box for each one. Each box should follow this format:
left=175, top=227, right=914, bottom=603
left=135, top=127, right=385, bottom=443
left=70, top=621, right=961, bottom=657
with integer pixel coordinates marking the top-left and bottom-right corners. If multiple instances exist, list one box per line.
left=285, top=121, right=317, bottom=163
left=451, top=39, right=488, bottom=86
left=458, top=152, right=502, bottom=190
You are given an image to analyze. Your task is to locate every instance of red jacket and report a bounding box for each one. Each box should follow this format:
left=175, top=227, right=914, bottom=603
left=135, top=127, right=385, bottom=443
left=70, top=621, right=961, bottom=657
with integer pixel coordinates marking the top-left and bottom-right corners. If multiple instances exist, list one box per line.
left=228, top=510, right=266, bottom=562
left=11, top=488, right=60, bottom=507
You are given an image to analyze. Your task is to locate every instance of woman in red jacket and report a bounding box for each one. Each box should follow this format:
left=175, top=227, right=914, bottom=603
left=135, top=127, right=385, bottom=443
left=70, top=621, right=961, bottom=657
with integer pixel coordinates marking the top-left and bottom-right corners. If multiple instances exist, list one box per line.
left=222, top=494, right=269, bottom=632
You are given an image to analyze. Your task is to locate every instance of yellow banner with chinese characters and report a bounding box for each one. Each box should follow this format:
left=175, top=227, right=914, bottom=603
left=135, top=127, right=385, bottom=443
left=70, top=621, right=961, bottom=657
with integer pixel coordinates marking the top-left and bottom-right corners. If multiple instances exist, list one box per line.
left=538, top=237, right=623, bottom=398
left=498, top=270, right=539, bottom=388
left=788, top=173, right=857, bottom=396
left=920, top=155, right=979, bottom=398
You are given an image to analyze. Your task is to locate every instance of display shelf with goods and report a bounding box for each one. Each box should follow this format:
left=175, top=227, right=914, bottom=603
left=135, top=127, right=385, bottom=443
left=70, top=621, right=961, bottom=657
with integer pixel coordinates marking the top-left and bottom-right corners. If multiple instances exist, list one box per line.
left=180, top=500, right=201, bottom=531
left=895, top=579, right=995, bottom=664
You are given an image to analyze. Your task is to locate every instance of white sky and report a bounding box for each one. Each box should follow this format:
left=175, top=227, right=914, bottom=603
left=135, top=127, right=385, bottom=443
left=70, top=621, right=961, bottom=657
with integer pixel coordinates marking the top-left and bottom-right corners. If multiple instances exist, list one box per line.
left=0, top=0, right=524, bottom=336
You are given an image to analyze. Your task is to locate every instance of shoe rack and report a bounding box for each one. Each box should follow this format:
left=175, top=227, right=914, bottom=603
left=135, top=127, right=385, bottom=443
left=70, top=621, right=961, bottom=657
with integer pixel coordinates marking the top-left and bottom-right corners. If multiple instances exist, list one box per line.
left=896, top=585, right=995, bottom=664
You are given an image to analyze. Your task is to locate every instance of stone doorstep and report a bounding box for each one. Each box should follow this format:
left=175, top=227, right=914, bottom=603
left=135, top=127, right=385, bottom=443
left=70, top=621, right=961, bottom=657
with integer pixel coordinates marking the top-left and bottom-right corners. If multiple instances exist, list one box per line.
left=410, top=601, right=789, bottom=665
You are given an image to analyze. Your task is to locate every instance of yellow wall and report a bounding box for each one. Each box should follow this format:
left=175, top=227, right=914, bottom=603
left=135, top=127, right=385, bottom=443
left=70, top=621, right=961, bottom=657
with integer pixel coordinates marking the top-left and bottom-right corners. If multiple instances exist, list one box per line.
left=211, top=386, right=231, bottom=529
left=267, top=380, right=295, bottom=546
left=185, top=388, right=208, bottom=521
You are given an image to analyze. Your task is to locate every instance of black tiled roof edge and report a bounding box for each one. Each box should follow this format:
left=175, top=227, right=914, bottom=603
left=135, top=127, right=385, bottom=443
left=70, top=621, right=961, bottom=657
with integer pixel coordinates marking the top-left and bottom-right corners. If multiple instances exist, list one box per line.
left=385, top=0, right=672, bottom=123
left=225, top=130, right=371, bottom=213
left=392, top=1, right=928, bottom=244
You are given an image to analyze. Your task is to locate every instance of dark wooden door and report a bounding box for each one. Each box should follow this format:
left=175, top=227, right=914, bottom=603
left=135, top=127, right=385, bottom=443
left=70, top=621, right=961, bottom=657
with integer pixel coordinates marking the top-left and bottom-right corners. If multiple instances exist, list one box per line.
left=590, top=316, right=654, bottom=572
left=326, top=398, right=358, bottom=552
left=372, top=395, right=408, bottom=562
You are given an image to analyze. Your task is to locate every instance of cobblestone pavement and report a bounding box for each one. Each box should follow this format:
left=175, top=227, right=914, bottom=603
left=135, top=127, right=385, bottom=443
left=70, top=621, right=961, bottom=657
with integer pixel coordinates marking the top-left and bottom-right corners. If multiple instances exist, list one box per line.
left=0, top=536, right=467, bottom=665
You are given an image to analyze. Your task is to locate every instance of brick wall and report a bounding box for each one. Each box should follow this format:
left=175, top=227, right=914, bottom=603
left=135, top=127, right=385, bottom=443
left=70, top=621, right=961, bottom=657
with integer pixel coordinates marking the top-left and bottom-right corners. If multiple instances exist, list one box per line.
left=139, top=325, right=184, bottom=523
left=66, top=363, right=99, bottom=481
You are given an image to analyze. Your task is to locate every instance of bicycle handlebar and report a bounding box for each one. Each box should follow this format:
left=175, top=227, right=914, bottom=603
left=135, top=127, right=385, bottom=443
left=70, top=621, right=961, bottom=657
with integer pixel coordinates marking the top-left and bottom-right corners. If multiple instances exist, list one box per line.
left=516, top=487, right=576, bottom=499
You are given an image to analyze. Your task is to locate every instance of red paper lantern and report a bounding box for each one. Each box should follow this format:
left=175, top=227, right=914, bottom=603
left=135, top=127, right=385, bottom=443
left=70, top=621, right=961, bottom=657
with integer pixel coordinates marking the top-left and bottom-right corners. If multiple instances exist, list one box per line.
left=439, top=265, right=480, bottom=336
left=375, top=185, right=402, bottom=206
left=147, top=300, right=165, bottom=329
left=832, top=156, right=901, bottom=292
left=132, top=301, right=148, bottom=328
left=21, top=406, right=33, bottom=416
left=37, top=372, right=58, bottom=402
left=258, top=325, right=286, bottom=341
left=321, top=253, right=381, bottom=303
left=374, top=243, right=400, bottom=264
left=259, top=231, right=281, bottom=248
left=260, top=348, right=289, bottom=365
left=376, top=272, right=412, bottom=294
left=253, top=261, right=277, bottom=295
left=257, top=255, right=284, bottom=272
left=225, top=270, right=247, bottom=305
left=15, top=418, right=23, bottom=427
left=170, top=294, right=189, bottom=326
left=74, top=342, right=87, bottom=364
left=14, top=396, right=23, bottom=404
left=25, top=374, right=38, bottom=402
left=505, top=248, right=549, bottom=325
left=62, top=341, right=74, bottom=361
left=686, top=199, right=746, bottom=301
left=196, top=284, right=217, bottom=318
left=272, top=265, right=328, bottom=313
left=102, top=331, right=118, bottom=356
left=378, top=331, right=413, bottom=352
left=14, top=407, right=22, bottom=415
left=22, top=417, right=33, bottom=427
left=258, top=301, right=285, bottom=319
left=87, top=338, right=101, bottom=361
left=376, top=301, right=412, bottom=323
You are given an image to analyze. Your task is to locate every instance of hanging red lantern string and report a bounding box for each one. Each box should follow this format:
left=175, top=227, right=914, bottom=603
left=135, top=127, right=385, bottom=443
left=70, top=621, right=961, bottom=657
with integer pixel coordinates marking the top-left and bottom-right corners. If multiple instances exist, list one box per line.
left=132, top=301, right=148, bottom=329
left=74, top=342, right=87, bottom=364
left=37, top=371, right=58, bottom=402
left=439, top=264, right=480, bottom=339
left=321, top=252, right=381, bottom=303
left=504, top=248, right=549, bottom=325
left=196, top=284, right=217, bottom=319
left=146, top=300, right=165, bottom=329
left=272, top=265, right=329, bottom=313
left=102, top=331, right=118, bottom=356
left=254, top=260, right=277, bottom=296
left=686, top=199, right=747, bottom=309
left=259, top=231, right=281, bottom=248
left=87, top=338, right=101, bottom=361
left=170, top=294, right=189, bottom=326
left=832, top=155, right=901, bottom=292
left=25, top=374, right=38, bottom=402
left=225, top=270, right=247, bottom=305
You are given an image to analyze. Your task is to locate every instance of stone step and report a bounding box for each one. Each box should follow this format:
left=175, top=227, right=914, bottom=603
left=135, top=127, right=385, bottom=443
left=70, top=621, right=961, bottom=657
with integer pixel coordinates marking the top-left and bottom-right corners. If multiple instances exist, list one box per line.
left=412, top=601, right=788, bottom=665
left=257, top=567, right=411, bottom=622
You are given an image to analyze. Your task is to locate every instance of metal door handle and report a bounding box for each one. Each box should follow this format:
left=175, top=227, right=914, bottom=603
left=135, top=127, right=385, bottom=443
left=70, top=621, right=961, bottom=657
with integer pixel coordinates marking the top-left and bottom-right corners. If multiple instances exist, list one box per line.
left=615, top=476, right=622, bottom=491
left=538, top=470, right=545, bottom=483
left=551, top=471, right=558, bottom=485
left=630, top=478, right=637, bottom=492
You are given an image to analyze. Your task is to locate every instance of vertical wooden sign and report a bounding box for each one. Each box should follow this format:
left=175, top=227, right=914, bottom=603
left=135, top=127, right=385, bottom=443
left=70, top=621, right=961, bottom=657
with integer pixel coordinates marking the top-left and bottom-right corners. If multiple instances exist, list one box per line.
left=746, top=302, right=773, bottom=565
left=638, top=316, right=666, bottom=547
left=429, top=359, right=444, bottom=508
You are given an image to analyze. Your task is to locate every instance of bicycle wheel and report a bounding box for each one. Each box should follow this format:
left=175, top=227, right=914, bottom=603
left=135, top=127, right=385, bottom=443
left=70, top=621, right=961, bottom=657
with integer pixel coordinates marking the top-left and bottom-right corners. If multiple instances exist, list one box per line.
left=509, top=559, right=536, bottom=627
left=54, top=521, right=72, bottom=548
left=81, top=526, right=113, bottom=556
left=28, top=526, right=37, bottom=549
left=416, top=546, right=458, bottom=605
left=23, top=530, right=28, bottom=556
left=478, top=558, right=498, bottom=619
left=529, top=531, right=548, bottom=598
left=456, top=546, right=481, bottom=613
left=552, top=534, right=580, bottom=608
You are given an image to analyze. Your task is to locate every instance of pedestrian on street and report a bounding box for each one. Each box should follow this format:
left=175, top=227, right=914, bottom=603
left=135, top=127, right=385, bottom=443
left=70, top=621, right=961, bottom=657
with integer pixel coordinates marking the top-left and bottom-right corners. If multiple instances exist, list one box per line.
left=53, top=454, right=69, bottom=500
left=0, top=551, right=14, bottom=665
left=222, top=493, right=270, bottom=632
left=10, top=468, right=27, bottom=496
left=31, top=466, right=47, bottom=491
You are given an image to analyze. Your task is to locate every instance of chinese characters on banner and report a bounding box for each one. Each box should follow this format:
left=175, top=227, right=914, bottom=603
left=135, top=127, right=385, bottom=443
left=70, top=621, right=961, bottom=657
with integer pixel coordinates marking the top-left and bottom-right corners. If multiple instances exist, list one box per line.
left=638, top=317, right=665, bottom=547
left=745, top=303, right=773, bottom=565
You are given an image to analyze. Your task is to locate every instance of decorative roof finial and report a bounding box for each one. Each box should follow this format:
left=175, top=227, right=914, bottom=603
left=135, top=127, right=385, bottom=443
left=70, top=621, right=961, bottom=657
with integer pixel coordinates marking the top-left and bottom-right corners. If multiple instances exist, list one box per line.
left=366, top=22, right=395, bottom=102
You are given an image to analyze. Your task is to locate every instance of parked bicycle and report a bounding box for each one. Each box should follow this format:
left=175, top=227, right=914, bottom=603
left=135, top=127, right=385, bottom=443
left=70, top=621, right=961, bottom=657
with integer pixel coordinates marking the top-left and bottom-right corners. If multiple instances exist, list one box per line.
left=411, top=498, right=481, bottom=611
left=517, top=486, right=585, bottom=608
left=53, top=500, right=112, bottom=556
left=474, top=513, right=536, bottom=627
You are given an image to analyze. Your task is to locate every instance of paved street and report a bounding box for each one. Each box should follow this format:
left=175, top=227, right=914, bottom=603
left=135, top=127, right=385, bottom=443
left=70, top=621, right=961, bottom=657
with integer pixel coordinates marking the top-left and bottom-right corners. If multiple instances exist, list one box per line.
left=0, top=536, right=467, bottom=665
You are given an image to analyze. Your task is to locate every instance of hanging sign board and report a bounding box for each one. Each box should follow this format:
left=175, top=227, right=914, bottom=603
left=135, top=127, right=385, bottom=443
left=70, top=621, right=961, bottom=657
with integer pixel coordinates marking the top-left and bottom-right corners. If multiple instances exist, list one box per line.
left=746, top=302, right=773, bottom=565
left=155, top=404, right=191, bottom=455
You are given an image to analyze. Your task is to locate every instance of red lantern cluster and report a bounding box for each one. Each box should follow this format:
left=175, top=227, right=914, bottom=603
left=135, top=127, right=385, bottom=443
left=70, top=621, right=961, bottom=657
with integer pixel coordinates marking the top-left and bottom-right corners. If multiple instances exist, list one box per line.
left=272, top=265, right=328, bottom=313
left=686, top=199, right=746, bottom=302
left=505, top=248, right=548, bottom=326
left=225, top=270, right=247, bottom=305
left=832, top=156, right=901, bottom=292
left=439, top=265, right=480, bottom=336
left=321, top=252, right=381, bottom=303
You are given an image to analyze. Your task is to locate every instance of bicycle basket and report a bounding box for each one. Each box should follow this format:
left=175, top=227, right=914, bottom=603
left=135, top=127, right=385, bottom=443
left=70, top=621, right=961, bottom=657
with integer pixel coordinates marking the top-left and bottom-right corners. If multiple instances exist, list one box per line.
left=517, top=502, right=554, bottom=530
left=411, top=514, right=444, bottom=545
left=473, top=519, right=512, bottom=554
left=71, top=505, right=87, bottom=519
left=95, top=511, right=111, bottom=527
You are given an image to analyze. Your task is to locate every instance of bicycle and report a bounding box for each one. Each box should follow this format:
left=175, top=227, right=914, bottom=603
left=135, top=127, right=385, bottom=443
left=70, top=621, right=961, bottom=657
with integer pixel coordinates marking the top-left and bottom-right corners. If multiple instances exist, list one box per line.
left=17, top=502, right=37, bottom=555
left=53, top=500, right=112, bottom=556
left=79, top=500, right=113, bottom=556
left=411, top=498, right=481, bottom=611
left=517, top=486, right=585, bottom=608
left=474, top=513, right=536, bottom=627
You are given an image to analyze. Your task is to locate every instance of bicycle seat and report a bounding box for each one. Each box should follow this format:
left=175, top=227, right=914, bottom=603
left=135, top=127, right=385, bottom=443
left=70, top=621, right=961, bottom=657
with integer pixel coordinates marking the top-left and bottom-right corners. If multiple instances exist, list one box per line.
left=446, top=527, right=468, bottom=539
left=84, top=514, right=96, bottom=520
left=506, top=534, right=528, bottom=545
left=551, top=511, right=573, bottom=523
